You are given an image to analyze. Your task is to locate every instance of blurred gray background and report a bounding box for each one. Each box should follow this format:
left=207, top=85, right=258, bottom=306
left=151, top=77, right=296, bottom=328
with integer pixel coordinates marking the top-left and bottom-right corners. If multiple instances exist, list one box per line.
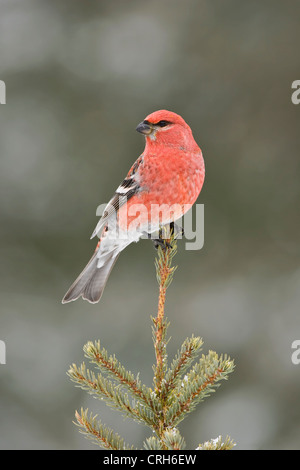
left=0, top=0, right=300, bottom=450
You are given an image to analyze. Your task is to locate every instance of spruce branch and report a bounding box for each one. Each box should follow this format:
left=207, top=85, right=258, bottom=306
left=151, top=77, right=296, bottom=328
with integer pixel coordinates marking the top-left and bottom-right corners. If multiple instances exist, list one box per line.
left=82, top=340, right=154, bottom=411
left=143, top=436, right=164, bottom=450
left=68, top=362, right=156, bottom=427
left=74, top=408, right=135, bottom=450
left=164, top=335, right=204, bottom=396
left=152, top=230, right=177, bottom=396
left=196, top=435, right=236, bottom=450
left=165, top=351, right=235, bottom=426
left=68, top=224, right=236, bottom=450
left=162, top=428, right=186, bottom=450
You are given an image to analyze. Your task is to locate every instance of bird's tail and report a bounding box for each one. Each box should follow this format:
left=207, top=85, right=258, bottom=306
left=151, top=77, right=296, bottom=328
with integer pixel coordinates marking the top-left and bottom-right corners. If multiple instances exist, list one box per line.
left=62, top=250, right=119, bottom=304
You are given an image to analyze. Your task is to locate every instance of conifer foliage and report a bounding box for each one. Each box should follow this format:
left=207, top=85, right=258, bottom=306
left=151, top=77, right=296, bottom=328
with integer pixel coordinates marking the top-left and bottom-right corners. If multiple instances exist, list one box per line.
left=68, top=229, right=235, bottom=450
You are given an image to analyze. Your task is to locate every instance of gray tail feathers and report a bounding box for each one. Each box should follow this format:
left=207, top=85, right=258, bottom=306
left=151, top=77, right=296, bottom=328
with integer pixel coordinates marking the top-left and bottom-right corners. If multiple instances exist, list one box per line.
left=62, top=251, right=119, bottom=304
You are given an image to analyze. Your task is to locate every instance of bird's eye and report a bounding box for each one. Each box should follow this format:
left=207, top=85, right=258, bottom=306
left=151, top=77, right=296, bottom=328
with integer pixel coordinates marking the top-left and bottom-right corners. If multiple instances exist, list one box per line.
left=156, top=120, right=171, bottom=127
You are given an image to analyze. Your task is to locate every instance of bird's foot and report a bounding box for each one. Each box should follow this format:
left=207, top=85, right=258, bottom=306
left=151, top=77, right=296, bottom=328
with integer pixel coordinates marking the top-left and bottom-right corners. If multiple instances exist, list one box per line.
left=152, top=238, right=173, bottom=251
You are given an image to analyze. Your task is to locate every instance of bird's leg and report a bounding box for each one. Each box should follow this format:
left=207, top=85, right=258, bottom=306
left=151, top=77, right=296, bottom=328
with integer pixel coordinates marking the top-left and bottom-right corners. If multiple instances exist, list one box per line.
left=153, top=238, right=173, bottom=251
left=148, top=230, right=170, bottom=251
left=148, top=225, right=174, bottom=251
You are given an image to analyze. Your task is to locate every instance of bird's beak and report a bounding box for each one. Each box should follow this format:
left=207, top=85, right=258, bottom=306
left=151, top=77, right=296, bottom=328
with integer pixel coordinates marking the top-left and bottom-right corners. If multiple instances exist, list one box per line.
left=136, top=121, right=153, bottom=135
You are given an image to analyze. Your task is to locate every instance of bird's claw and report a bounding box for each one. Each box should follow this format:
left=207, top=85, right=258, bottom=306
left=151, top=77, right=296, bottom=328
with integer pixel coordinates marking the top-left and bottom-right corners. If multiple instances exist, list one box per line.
left=152, top=238, right=173, bottom=251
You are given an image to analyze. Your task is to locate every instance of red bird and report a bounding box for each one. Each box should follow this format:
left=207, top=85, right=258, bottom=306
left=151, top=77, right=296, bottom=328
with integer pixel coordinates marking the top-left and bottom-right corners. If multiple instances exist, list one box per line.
left=62, top=110, right=205, bottom=304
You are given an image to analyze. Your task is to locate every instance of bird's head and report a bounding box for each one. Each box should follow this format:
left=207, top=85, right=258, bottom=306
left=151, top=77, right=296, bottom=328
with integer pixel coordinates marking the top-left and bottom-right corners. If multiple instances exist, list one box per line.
left=136, top=110, right=196, bottom=150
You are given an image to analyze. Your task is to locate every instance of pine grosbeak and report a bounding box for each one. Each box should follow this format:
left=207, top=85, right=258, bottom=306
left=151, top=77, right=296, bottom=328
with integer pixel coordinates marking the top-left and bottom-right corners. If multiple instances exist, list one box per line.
left=62, top=110, right=205, bottom=304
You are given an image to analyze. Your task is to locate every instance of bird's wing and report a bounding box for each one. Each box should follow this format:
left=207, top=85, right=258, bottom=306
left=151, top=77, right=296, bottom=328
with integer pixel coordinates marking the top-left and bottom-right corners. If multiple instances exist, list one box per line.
left=90, top=155, right=143, bottom=239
